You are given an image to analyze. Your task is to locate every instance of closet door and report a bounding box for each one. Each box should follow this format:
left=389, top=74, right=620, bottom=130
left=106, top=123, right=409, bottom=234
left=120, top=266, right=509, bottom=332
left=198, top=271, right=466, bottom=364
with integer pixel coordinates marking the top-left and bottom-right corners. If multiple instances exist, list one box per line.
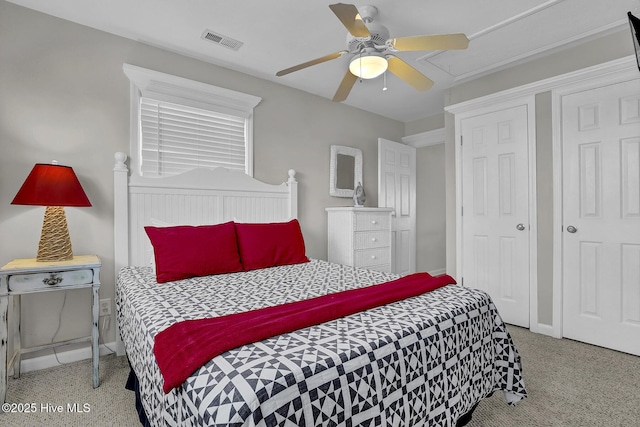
left=460, top=103, right=532, bottom=327
left=561, top=78, right=640, bottom=355
left=378, top=138, right=416, bottom=275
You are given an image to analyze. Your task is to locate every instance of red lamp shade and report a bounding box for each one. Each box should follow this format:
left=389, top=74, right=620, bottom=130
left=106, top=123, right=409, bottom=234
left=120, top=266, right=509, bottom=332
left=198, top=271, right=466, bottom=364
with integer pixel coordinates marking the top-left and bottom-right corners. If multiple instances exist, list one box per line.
left=12, top=163, right=91, bottom=207
left=12, top=163, right=91, bottom=262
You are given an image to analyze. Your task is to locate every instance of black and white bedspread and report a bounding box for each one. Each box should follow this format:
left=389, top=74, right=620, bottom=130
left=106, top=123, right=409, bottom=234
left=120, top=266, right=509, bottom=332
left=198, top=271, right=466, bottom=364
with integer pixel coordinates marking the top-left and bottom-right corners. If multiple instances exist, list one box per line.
left=117, top=259, right=526, bottom=426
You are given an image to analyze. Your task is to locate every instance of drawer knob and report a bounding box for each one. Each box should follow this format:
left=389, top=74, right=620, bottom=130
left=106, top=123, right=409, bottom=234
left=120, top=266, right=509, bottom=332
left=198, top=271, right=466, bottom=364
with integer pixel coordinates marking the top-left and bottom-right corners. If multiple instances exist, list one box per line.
left=371, top=238, right=377, bottom=242
left=371, top=255, right=377, bottom=260
left=371, top=220, right=377, bottom=225
left=43, top=274, right=63, bottom=286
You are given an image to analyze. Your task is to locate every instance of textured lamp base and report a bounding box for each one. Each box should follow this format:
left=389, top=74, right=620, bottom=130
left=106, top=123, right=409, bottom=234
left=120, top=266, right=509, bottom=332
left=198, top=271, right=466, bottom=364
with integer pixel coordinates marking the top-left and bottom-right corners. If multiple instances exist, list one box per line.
left=37, top=206, right=74, bottom=262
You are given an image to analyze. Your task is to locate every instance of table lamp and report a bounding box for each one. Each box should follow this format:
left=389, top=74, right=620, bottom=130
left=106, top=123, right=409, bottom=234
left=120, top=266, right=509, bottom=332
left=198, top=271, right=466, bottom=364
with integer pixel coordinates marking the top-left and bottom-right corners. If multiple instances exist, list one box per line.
left=11, top=161, right=91, bottom=262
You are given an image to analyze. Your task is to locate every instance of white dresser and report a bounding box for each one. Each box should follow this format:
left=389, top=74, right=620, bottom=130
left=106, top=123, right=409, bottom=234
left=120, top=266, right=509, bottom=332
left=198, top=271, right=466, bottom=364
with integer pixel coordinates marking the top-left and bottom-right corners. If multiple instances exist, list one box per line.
left=326, top=207, right=394, bottom=273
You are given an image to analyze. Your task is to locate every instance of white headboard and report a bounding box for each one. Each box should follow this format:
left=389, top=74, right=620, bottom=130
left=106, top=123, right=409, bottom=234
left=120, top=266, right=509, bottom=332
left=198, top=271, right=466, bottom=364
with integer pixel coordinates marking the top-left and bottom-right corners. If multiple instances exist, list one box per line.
left=114, top=151, right=298, bottom=272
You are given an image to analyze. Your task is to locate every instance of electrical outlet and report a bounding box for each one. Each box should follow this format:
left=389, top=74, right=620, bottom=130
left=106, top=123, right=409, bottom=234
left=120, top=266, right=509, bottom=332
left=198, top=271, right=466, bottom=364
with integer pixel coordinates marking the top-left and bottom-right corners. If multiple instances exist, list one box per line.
left=99, top=298, right=111, bottom=317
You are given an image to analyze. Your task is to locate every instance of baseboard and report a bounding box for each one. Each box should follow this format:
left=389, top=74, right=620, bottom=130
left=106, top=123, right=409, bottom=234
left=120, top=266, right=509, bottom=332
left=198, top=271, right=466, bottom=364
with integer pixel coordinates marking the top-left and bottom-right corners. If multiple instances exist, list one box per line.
left=18, top=342, right=117, bottom=374
left=535, top=323, right=556, bottom=337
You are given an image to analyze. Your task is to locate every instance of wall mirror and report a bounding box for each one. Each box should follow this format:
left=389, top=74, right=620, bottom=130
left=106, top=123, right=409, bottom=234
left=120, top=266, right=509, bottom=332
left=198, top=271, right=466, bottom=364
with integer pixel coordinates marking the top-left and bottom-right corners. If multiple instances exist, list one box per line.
left=329, top=145, right=363, bottom=197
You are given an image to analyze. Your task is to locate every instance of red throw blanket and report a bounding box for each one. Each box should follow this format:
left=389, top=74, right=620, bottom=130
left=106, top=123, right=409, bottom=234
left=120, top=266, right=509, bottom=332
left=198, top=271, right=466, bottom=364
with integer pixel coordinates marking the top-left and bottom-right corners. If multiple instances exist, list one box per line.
left=154, top=272, right=456, bottom=393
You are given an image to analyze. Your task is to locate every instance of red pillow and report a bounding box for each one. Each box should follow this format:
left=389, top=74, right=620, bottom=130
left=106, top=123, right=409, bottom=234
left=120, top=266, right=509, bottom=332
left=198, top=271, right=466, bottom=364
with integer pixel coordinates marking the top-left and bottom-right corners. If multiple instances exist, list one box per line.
left=145, top=222, right=243, bottom=283
left=235, top=219, right=309, bottom=271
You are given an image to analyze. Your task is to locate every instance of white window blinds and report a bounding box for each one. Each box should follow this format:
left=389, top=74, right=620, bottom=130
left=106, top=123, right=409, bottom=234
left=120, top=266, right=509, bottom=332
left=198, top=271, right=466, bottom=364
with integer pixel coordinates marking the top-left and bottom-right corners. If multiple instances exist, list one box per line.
left=140, top=97, right=247, bottom=177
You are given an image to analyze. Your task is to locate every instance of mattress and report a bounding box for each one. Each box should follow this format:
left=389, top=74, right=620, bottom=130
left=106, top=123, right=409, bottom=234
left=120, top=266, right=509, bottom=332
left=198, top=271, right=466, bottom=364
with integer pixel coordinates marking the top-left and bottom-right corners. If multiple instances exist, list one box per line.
left=116, top=259, right=526, bottom=426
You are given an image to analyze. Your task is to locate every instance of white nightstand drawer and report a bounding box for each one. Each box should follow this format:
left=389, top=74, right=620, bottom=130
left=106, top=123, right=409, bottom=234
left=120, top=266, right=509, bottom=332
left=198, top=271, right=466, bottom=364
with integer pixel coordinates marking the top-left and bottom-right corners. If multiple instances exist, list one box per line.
left=8, top=269, right=94, bottom=292
left=355, top=248, right=391, bottom=268
left=354, top=231, right=390, bottom=249
left=354, top=213, right=390, bottom=231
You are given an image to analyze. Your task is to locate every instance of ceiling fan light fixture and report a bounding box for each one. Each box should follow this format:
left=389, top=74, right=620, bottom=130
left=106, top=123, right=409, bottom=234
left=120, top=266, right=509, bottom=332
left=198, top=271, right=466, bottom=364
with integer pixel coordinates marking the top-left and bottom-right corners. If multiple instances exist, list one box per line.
left=349, top=54, right=388, bottom=79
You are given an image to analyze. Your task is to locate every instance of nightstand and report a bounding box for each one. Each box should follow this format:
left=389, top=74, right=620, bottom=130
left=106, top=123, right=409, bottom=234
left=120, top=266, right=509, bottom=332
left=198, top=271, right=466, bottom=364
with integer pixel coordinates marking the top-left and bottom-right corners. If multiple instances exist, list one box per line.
left=326, top=207, right=394, bottom=273
left=0, top=255, right=101, bottom=403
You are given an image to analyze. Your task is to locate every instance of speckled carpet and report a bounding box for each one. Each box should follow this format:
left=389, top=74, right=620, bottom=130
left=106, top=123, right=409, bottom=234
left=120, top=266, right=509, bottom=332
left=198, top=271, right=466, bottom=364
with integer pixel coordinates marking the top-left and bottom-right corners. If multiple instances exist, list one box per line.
left=2, top=354, right=137, bottom=426
left=2, top=326, right=639, bottom=426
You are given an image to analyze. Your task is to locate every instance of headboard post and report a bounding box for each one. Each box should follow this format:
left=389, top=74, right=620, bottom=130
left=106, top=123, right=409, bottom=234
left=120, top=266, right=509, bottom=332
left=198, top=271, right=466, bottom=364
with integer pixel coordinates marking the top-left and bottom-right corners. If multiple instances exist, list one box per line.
left=113, top=152, right=129, bottom=356
left=287, top=169, right=298, bottom=219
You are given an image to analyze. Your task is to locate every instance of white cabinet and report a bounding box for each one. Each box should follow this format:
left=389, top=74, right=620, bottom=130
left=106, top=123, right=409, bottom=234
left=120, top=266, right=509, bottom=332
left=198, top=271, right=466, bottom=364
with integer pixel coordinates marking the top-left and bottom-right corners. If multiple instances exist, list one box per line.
left=326, top=207, right=393, bottom=273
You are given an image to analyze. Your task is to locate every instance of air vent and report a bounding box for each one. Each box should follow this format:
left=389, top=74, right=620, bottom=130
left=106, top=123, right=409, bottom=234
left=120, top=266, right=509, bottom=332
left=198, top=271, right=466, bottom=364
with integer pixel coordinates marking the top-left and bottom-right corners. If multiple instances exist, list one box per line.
left=201, top=29, right=243, bottom=51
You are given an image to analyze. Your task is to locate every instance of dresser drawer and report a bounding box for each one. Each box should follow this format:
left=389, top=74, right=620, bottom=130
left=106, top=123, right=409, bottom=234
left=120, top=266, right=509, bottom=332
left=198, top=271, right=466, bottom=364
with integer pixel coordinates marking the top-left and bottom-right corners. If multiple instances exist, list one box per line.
left=8, top=269, right=94, bottom=292
left=354, top=231, right=390, bottom=249
left=355, top=248, right=391, bottom=268
left=354, top=213, right=390, bottom=231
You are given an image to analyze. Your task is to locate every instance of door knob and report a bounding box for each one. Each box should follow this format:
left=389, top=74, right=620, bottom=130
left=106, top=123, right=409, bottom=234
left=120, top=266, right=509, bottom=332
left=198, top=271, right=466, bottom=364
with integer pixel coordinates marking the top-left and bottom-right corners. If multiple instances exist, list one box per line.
left=566, top=225, right=577, bottom=233
left=516, top=223, right=525, bottom=231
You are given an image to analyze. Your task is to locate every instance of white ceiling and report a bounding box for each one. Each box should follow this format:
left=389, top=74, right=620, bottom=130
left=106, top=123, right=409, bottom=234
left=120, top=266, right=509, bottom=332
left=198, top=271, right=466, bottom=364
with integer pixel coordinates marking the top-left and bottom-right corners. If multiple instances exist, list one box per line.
left=7, top=0, right=640, bottom=122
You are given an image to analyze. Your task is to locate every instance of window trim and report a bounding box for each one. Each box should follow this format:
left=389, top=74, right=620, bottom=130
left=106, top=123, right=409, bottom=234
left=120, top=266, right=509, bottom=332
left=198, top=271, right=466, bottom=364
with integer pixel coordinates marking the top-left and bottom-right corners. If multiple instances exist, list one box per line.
left=123, top=63, right=261, bottom=177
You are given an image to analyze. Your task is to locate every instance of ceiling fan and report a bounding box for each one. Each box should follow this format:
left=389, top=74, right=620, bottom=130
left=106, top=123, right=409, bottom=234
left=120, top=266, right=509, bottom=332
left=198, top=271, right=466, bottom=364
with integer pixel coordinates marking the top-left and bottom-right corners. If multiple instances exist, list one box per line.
left=275, top=3, right=469, bottom=102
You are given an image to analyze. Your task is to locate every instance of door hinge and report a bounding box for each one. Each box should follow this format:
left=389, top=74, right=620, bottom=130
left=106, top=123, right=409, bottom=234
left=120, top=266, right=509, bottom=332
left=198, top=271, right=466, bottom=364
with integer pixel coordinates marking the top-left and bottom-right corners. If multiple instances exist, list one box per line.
left=461, top=206, right=463, bottom=216
left=461, top=277, right=464, bottom=286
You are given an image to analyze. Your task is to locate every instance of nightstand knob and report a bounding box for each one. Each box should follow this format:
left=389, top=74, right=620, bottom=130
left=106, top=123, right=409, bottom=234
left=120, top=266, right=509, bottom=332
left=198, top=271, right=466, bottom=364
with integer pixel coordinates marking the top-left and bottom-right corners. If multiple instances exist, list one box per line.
left=43, top=273, right=63, bottom=286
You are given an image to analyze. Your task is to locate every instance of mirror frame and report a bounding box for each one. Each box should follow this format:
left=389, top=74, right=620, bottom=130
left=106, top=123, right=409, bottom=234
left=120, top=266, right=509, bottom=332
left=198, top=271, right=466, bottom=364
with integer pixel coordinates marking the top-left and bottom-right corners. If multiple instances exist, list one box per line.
left=329, top=145, right=363, bottom=198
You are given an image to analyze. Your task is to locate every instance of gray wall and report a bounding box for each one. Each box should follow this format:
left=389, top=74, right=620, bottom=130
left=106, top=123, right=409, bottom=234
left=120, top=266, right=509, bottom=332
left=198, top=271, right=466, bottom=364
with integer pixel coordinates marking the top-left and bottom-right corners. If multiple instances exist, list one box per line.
left=416, top=143, right=446, bottom=273
left=406, top=111, right=447, bottom=274
left=0, top=2, right=404, bottom=355
left=405, top=113, right=444, bottom=136
left=535, top=92, right=554, bottom=325
left=443, top=29, right=635, bottom=326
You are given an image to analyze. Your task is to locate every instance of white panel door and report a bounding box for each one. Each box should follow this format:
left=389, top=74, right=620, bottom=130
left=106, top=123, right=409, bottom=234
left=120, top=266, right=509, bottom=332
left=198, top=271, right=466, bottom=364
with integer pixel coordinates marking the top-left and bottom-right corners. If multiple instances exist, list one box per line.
left=562, top=79, right=640, bottom=355
left=378, top=138, right=416, bottom=275
left=461, top=104, right=531, bottom=327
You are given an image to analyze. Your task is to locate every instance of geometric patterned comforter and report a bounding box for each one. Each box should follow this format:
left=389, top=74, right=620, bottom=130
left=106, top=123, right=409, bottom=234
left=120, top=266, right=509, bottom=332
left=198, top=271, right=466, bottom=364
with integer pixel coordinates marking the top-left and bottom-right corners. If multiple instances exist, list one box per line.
left=116, top=259, right=527, bottom=426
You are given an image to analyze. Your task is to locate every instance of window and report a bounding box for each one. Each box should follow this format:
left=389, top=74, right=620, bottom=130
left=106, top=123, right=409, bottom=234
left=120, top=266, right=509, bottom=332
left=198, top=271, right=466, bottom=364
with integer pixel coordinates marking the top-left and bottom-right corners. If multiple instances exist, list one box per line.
left=139, top=98, right=247, bottom=176
left=123, top=64, right=261, bottom=177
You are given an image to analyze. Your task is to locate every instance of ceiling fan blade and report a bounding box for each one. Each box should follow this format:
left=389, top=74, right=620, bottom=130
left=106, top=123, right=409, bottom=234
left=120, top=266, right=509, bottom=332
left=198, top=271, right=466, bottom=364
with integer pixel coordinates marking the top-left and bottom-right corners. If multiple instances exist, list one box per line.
left=390, top=33, right=469, bottom=51
left=329, top=3, right=371, bottom=38
left=276, top=52, right=344, bottom=76
left=332, top=70, right=358, bottom=102
left=387, top=57, right=434, bottom=92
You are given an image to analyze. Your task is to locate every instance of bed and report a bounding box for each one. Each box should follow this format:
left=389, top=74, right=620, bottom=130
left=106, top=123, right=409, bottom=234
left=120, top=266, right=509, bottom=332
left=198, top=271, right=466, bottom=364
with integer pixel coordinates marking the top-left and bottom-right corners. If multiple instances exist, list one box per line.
left=113, top=152, right=527, bottom=426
